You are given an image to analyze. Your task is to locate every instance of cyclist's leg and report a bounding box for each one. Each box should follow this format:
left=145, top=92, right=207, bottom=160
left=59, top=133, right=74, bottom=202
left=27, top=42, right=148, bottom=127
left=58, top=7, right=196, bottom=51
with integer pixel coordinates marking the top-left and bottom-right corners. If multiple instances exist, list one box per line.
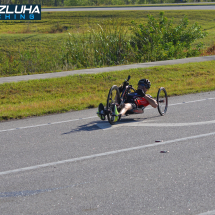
left=119, top=103, right=133, bottom=116
left=112, top=102, right=133, bottom=122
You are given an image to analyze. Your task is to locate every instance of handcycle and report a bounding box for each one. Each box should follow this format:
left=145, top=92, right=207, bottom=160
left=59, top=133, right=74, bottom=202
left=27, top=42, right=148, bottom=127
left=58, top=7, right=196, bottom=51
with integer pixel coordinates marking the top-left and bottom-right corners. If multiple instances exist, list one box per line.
left=97, top=75, right=168, bottom=125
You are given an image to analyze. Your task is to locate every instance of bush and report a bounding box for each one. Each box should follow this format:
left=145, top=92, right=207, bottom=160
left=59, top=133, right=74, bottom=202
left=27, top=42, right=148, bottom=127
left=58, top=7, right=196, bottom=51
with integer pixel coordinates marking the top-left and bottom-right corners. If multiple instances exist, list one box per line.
left=63, top=14, right=207, bottom=69
left=62, top=20, right=135, bottom=68
left=130, top=12, right=207, bottom=62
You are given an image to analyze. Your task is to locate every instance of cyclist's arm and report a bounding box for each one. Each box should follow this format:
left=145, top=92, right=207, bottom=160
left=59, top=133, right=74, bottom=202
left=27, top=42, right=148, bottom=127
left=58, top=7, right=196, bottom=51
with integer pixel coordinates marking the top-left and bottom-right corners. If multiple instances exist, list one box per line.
left=144, top=94, right=158, bottom=108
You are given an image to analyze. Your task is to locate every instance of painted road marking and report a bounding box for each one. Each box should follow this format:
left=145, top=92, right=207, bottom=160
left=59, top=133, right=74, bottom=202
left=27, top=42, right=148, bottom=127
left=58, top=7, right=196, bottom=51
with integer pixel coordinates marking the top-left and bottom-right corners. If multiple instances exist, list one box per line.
left=197, top=210, right=215, bottom=215
left=96, top=119, right=156, bottom=130
left=0, top=97, right=215, bottom=133
left=0, top=131, right=215, bottom=176
left=0, top=116, right=97, bottom=133
left=96, top=119, right=215, bottom=130
left=170, top=97, right=215, bottom=106
left=127, top=120, right=215, bottom=127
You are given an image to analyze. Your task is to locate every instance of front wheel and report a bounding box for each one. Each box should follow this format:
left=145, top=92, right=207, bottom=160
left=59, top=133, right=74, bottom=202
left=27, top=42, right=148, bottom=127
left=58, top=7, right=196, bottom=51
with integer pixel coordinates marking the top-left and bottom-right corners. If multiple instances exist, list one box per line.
left=106, top=85, right=121, bottom=125
left=157, top=87, right=168, bottom=116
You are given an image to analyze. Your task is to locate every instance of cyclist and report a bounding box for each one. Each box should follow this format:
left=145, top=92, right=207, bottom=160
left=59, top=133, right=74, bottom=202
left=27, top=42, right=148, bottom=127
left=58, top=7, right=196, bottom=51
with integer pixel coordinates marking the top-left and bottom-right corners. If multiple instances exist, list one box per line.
left=97, top=79, right=158, bottom=122
left=113, top=78, right=158, bottom=121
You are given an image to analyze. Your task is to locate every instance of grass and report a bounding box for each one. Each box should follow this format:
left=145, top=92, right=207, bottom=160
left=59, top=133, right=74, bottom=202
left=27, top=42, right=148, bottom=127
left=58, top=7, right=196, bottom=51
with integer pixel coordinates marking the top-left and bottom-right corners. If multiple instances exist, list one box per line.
left=0, top=34, right=66, bottom=76
left=1, top=10, right=215, bottom=34
left=0, top=10, right=214, bottom=77
left=201, top=43, right=215, bottom=56
left=0, top=60, right=215, bottom=121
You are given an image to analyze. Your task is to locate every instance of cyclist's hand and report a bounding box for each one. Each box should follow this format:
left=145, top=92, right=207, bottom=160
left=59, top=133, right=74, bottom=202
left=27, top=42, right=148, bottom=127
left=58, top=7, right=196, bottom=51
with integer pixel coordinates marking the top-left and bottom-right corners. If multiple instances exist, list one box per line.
left=137, top=89, right=145, bottom=97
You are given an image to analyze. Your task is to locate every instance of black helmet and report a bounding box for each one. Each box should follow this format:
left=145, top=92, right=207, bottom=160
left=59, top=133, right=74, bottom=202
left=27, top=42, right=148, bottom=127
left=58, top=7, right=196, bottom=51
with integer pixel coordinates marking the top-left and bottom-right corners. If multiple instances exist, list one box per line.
left=138, top=79, right=151, bottom=89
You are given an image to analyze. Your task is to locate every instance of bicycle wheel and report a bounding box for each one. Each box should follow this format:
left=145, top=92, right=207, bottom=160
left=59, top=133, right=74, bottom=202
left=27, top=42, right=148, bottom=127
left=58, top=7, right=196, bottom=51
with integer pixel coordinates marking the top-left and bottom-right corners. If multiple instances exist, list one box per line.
left=106, top=85, right=121, bottom=125
left=157, top=87, right=168, bottom=116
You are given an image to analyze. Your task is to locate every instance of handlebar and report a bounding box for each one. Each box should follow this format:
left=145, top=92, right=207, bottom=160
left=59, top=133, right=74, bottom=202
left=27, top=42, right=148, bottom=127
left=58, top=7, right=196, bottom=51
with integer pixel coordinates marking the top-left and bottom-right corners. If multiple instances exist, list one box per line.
left=123, top=75, right=131, bottom=88
left=125, top=75, right=130, bottom=82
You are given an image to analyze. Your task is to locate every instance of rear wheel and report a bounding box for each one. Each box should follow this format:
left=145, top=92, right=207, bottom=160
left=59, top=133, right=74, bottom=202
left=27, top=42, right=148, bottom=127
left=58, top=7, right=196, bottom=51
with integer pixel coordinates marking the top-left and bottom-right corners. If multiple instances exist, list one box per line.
left=106, top=85, right=121, bottom=125
left=157, top=87, right=168, bottom=116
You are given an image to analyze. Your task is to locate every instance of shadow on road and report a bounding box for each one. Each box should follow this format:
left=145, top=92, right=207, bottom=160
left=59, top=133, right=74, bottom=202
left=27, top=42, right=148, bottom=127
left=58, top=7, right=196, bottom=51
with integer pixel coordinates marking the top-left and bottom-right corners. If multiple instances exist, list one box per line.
left=61, top=115, right=160, bottom=134
left=61, top=121, right=101, bottom=134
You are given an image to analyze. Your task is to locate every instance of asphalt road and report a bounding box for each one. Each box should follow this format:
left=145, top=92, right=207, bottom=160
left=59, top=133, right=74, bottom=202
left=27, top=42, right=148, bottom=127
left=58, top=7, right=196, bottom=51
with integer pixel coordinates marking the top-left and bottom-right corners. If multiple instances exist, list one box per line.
left=0, top=90, right=215, bottom=215
left=42, top=5, right=215, bottom=12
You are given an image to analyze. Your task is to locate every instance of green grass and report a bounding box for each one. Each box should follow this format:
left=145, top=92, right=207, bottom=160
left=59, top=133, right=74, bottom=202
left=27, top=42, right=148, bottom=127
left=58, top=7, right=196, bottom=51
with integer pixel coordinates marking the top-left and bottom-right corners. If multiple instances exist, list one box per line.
left=1, top=10, right=214, bottom=34
left=0, top=10, right=214, bottom=77
left=0, top=60, right=215, bottom=121
left=0, top=34, right=66, bottom=76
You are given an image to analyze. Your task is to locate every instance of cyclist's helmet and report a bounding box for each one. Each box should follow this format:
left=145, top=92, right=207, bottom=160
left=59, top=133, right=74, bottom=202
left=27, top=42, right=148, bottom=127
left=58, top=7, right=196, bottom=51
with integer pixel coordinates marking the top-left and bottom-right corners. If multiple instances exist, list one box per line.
left=138, top=79, right=151, bottom=89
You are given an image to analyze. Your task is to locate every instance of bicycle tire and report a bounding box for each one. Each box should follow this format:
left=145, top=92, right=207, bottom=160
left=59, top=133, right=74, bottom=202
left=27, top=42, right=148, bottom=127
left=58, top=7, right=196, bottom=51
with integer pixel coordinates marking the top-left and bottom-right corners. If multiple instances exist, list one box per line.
left=106, top=85, right=121, bottom=125
left=157, top=87, right=168, bottom=116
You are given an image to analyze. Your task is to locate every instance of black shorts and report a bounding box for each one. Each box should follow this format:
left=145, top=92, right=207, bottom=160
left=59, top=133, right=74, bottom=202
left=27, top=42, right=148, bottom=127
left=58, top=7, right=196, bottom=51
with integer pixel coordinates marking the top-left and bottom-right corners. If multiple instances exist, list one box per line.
left=130, top=102, right=137, bottom=110
left=125, top=102, right=137, bottom=114
left=125, top=95, right=137, bottom=110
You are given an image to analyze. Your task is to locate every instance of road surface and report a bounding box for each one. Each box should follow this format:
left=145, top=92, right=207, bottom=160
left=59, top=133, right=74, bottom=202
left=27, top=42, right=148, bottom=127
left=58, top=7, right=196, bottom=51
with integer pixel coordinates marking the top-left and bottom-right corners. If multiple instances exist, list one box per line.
left=1, top=91, right=215, bottom=214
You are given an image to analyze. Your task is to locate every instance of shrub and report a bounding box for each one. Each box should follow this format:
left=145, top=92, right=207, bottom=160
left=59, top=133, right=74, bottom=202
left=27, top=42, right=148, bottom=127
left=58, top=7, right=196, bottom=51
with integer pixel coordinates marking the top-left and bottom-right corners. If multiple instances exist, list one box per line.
left=62, top=20, right=135, bottom=68
left=130, top=12, right=207, bottom=62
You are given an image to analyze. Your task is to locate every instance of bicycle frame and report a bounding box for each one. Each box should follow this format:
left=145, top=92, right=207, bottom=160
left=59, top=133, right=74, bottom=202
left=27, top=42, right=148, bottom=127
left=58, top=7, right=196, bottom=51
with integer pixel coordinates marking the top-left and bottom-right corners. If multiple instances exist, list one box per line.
left=118, top=75, right=135, bottom=108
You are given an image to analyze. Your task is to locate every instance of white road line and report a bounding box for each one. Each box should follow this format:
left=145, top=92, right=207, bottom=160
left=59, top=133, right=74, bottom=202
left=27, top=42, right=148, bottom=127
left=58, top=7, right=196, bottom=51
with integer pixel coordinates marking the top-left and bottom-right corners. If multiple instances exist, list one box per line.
left=0, top=131, right=215, bottom=176
left=0, top=97, right=214, bottom=133
left=0, top=116, right=97, bottom=133
left=197, top=210, right=215, bottom=215
left=128, top=120, right=215, bottom=127
left=169, top=97, right=215, bottom=106
left=96, top=119, right=158, bottom=130
left=96, top=119, right=215, bottom=130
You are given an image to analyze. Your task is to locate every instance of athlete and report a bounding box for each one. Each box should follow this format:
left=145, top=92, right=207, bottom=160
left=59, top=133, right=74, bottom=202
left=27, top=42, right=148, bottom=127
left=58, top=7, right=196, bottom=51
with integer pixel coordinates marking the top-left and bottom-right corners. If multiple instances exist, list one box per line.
left=97, top=79, right=158, bottom=122
left=113, top=78, right=158, bottom=121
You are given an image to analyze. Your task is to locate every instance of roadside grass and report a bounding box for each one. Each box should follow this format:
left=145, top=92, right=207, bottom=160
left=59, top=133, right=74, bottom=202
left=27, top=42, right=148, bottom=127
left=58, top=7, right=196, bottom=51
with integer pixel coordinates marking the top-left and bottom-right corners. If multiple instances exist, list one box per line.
left=0, top=60, right=214, bottom=121
left=1, top=10, right=214, bottom=34
left=0, top=10, right=215, bottom=77
left=0, top=34, right=66, bottom=76
left=201, top=42, right=215, bottom=56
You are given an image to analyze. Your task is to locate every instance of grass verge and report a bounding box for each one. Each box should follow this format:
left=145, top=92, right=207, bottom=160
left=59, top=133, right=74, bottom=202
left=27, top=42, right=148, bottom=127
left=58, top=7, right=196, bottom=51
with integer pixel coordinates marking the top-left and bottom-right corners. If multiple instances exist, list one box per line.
left=0, top=10, right=214, bottom=77
left=0, top=60, right=215, bottom=121
left=1, top=10, right=214, bottom=34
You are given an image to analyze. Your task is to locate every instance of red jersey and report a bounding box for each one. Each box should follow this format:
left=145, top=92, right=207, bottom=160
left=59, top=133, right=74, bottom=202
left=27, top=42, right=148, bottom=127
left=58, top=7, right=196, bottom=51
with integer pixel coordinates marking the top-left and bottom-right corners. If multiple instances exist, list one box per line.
left=135, top=96, right=150, bottom=107
left=125, top=92, right=151, bottom=108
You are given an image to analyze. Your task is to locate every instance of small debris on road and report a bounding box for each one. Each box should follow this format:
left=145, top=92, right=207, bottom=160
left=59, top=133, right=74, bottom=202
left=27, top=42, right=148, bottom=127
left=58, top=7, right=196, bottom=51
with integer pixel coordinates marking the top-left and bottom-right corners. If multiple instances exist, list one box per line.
left=160, top=151, right=169, bottom=153
left=155, top=140, right=163, bottom=142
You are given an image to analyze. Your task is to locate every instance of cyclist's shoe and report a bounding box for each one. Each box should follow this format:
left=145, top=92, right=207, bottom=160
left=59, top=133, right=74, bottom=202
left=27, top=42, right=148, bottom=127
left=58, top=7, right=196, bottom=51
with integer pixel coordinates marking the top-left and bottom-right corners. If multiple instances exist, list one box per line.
left=97, top=103, right=106, bottom=120
left=117, top=114, right=122, bottom=122
left=112, top=104, right=121, bottom=122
